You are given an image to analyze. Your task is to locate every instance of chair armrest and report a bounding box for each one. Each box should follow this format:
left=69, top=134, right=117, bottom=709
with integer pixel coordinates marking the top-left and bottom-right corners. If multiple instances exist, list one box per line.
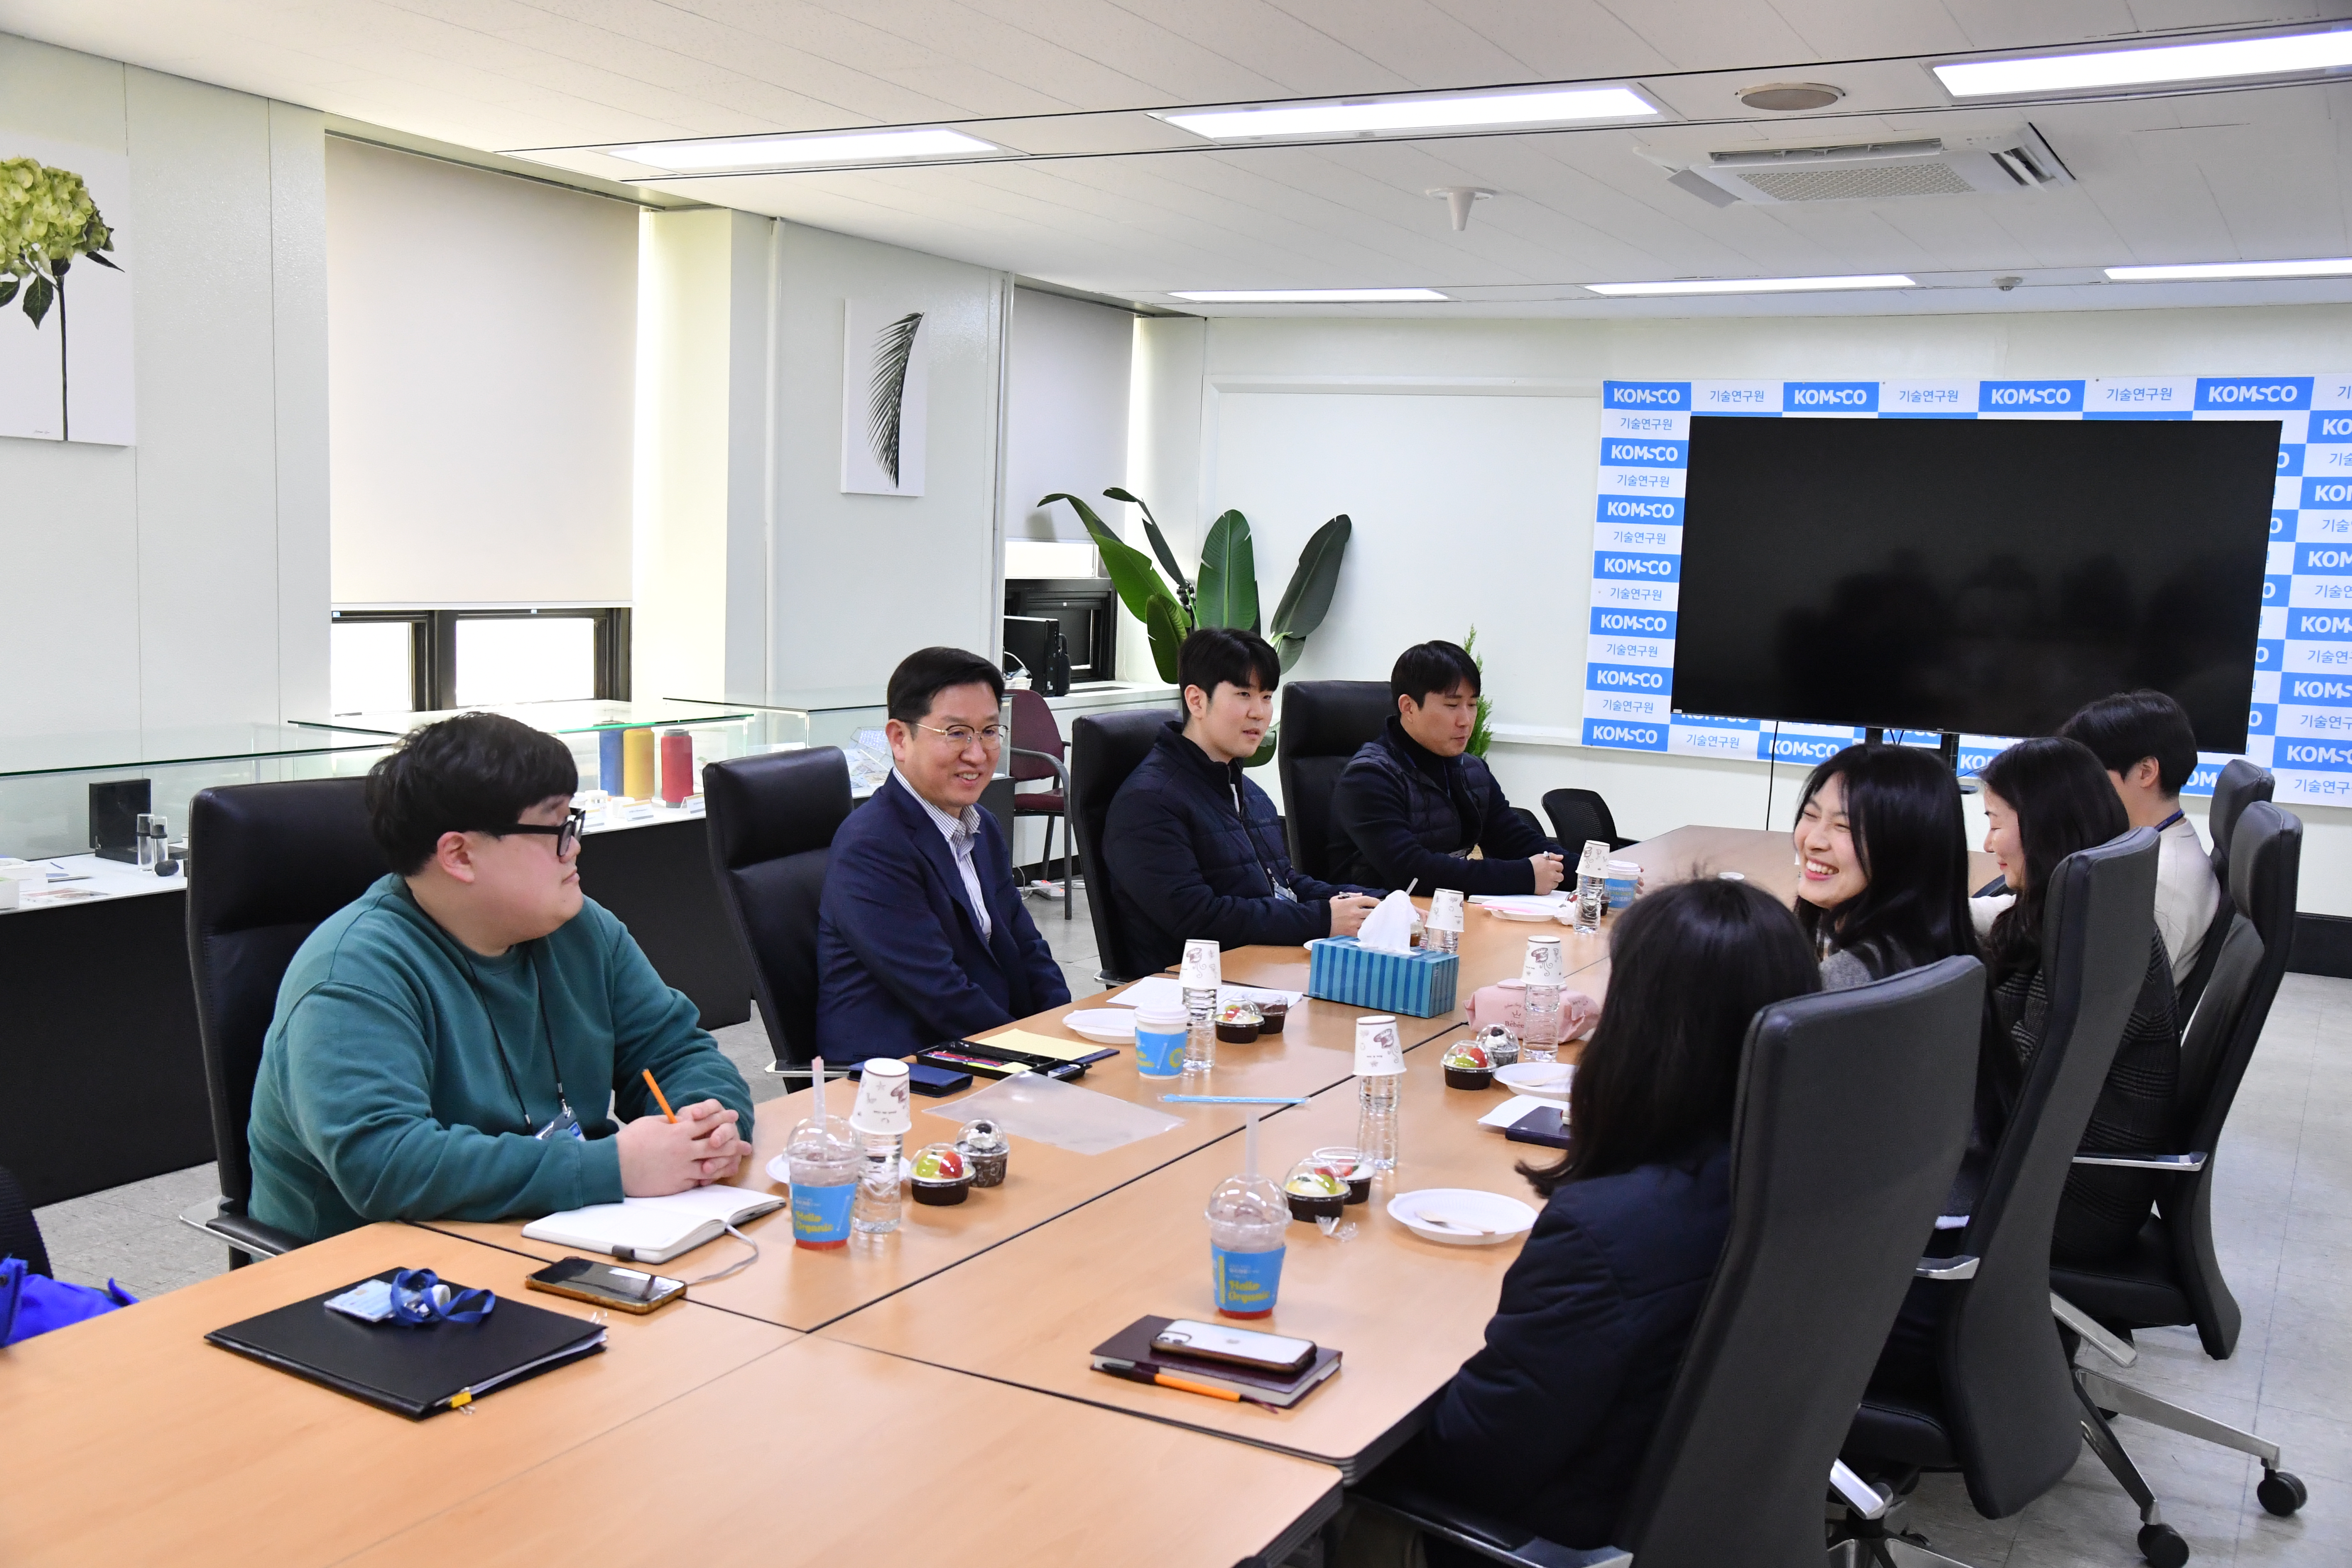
left=2071, top=1151, right=2206, bottom=1171
left=1008, top=748, right=1071, bottom=791
left=1916, top=1254, right=1979, bottom=1280
left=1351, top=1476, right=1631, bottom=1568
left=2051, top=1290, right=2138, bottom=1367
left=177, top=1198, right=300, bottom=1259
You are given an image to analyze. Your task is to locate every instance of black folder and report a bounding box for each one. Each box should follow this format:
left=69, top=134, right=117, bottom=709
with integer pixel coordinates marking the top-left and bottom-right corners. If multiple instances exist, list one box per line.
left=206, top=1270, right=607, bottom=1419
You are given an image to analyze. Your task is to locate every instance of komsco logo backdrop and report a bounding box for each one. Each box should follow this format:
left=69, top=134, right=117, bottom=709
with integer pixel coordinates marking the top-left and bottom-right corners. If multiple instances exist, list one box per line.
left=1585, top=375, right=2352, bottom=806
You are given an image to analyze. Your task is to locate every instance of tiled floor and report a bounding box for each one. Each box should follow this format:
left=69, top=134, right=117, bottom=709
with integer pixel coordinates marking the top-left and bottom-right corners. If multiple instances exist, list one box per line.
left=27, top=890, right=2347, bottom=1566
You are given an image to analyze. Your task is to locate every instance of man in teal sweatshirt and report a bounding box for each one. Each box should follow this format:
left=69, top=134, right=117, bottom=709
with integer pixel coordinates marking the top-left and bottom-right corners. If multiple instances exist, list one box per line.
left=248, top=713, right=755, bottom=1243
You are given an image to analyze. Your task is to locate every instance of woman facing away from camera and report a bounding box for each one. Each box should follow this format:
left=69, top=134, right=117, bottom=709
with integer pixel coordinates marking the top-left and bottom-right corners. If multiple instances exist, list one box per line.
left=1361, top=877, right=1820, bottom=1557
left=1789, top=742, right=1979, bottom=990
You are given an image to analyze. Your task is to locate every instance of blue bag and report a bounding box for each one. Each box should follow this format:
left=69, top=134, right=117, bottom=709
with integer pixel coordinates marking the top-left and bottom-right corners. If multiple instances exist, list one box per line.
left=1, top=1255, right=137, bottom=1346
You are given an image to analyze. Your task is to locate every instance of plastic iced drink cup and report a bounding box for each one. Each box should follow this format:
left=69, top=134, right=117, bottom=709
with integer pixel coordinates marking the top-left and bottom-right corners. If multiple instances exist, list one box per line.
left=1605, top=860, right=1640, bottom=911
left=786, top=1076, right=859, bottom=1250
left=1206, top=1171, right=1289, bottom=1318
left=1134, top=1003, right=1189, bottom=1078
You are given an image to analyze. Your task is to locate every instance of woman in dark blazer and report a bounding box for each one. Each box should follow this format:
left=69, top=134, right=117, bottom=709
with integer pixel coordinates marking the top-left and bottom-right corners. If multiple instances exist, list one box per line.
left=1402, top=877, right=1821, bottom=1552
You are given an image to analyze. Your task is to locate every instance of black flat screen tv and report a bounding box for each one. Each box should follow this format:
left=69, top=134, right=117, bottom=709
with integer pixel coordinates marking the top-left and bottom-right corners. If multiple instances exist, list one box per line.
left=1671, top=414, right=2278, bottom=751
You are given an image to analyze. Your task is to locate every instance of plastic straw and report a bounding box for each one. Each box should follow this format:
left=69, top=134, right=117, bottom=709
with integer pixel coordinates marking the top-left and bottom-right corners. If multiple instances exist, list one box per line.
left=811, top=1057, right=825, bottom=1115
left=1245, top=1110, right=1260, bottom=1180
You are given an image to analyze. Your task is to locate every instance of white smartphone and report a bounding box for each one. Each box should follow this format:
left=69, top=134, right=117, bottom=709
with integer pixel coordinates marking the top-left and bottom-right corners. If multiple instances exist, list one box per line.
left=1152, top=1318, right=1316, bottom=1374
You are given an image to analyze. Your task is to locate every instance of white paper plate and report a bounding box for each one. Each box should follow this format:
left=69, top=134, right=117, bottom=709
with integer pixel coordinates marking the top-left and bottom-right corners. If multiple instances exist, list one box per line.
left=1494, top=1062, right=1576, bottom=1102
left=1485, top=903, right=1559, bottom=923
left=1388, top=1188, right=1538, bottom=1247
left=1062, top=1008, right=1138, bottom=1045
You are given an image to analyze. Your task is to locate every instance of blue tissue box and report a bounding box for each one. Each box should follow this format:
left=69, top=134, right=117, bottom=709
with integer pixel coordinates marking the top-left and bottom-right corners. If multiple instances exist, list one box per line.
left=1306, top=938, right=1459, bottom=1018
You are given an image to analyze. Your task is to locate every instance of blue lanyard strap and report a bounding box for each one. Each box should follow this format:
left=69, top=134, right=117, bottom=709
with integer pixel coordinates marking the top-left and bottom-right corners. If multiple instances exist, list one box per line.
left=389, top=1269, right=496, bottom=1327
left=2156, top=808, right=2186, bottom=833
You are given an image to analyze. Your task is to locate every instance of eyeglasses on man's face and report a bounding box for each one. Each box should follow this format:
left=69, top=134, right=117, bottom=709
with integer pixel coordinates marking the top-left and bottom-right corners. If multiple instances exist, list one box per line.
left=493, top=807, right=587, bottom=857
left=912, top=721, right=1007, bottom=750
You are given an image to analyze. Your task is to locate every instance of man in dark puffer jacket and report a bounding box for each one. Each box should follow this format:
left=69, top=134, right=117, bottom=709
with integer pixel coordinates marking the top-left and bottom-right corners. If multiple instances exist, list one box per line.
left=1328, top=640, right=1564, bottom=896
left=1105, top=628, right=1382, bottom=976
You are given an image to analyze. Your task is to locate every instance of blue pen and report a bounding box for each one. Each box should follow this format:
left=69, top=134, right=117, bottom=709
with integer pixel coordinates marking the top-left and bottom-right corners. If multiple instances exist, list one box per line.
left=1159, top=1094, right=1310, bottom=1105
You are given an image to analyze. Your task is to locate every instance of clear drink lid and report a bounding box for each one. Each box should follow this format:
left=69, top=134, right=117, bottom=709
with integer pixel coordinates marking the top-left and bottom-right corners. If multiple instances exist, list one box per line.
left=786, top=1111, right=855, bottom=1158
left=1205, top=1171, right=1288, bottom=1228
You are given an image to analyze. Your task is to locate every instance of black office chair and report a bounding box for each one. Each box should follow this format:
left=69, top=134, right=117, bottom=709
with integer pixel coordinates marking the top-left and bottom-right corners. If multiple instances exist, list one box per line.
left=1069, top=709, right=1171, bottom=984
left=2053, top=801, right=2309, bottom=1554
left=701, top=748, right=853, bottom=1070
left=0, top=1164, right=51, bottom=1278
left=1542, top=788, right=1635, bottom=854
left=1836, top=828, right=2160, bottom=1566
left=1356, top=956, right=1987, bottom=1568
left=182, top=778, right=388, bottom=1266
left=1277, top=679, right=1391, bottom=881
left=2205, top=759, right=2272, bottom=890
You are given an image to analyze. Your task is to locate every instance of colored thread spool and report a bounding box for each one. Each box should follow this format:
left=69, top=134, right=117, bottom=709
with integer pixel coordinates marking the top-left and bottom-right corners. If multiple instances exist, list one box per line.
left=659, top=729, right=694, bottom=805
left=598, top=727, right=624, bottom=795
left=621, top=727, right=655, bottom=800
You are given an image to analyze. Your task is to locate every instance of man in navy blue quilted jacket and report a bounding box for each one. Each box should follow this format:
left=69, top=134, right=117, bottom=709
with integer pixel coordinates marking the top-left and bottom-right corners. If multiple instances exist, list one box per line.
left=1104, top=628, right=1382, bottom=975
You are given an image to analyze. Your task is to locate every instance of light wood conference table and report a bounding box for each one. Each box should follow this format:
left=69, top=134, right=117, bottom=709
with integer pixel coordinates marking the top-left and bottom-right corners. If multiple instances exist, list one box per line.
left=0, top=1224, right=797, bottom=1566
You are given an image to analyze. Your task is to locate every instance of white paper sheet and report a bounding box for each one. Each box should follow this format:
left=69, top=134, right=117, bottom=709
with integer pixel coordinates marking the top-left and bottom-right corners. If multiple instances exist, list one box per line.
left=1106, top=975, right=1304, bottom=1012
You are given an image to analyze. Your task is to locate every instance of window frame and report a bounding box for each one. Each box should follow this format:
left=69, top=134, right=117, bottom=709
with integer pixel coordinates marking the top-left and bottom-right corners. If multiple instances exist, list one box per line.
left=330, top=607, right=632, bottom=711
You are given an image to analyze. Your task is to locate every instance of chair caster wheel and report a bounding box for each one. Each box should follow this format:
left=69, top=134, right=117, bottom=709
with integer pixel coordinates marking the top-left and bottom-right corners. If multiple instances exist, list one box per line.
left=2137, top=1522, right=2189, bottom=1568
left=2257, top=1470, right=2307, bottom=1516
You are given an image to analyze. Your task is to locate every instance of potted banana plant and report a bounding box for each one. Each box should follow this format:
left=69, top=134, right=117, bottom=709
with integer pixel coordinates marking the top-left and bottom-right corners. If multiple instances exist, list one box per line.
left=1040, top=489, right=1351, bottom=765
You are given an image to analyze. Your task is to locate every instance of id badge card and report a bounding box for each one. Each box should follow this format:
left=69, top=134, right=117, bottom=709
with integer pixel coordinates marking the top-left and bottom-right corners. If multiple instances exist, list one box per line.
left=535, top=1106, right=584, bottom=1141
left=1271, top=879, right=1298, bottom=904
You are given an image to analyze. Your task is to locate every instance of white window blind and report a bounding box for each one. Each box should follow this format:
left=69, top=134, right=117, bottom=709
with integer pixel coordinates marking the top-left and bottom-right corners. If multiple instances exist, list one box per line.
left=326, top=139, right=637, bottom=606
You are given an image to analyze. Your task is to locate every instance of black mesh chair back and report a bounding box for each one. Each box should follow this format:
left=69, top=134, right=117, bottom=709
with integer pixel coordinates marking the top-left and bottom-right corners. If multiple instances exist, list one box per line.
left=0, top=1164, right=51, bottom=1277
left=1277, top=680, right=1391, bottom=880
left=2207, top=759, right=2273, bottom=888
left=1542, top=787, right=1633, bottom=854
left=185, top=778, right=387, bottom=1256
left=1070, top=709, right=1171, bottom=983
left=1930, top=828, right=2159, bottom=1516
left=701, top=748, right=853, bottom=1068
left=1613, top=957, right=1986, bottom=1566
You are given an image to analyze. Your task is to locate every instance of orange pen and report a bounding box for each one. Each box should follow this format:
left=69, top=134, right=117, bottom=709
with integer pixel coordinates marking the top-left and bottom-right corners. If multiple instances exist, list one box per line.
left=642, top=1068, right=678, bottom=1123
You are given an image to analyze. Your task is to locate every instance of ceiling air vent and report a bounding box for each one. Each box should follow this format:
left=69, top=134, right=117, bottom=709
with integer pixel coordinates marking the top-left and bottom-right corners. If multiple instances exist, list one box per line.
left=1655, top=126, right=2073, bottom=205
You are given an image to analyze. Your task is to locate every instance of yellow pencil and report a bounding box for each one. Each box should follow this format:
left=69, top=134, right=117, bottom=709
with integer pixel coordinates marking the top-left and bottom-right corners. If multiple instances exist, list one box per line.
left=642, top=1068, right=678, bottom=1123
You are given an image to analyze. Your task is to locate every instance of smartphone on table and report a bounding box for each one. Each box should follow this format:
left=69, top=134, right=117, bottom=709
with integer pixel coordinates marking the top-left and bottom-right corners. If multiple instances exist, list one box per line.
left=1151, top=1319, right=1316, bottom=1374
left=525, top=1256, right=686, bottom=1314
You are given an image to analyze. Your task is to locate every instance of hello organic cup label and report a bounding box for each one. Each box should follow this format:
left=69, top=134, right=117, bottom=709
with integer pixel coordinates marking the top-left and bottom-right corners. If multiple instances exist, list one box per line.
left=1354, top=1015, right=1404, bottom=1076
left=1180, top=939, right=1222, bottom=989
left=849, top=1058, right=912, bottom=1134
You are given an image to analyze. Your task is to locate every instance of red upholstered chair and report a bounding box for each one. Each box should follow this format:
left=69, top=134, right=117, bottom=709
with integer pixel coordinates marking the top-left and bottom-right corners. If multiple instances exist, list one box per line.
left=1007, top=686, right=1074, bottom=917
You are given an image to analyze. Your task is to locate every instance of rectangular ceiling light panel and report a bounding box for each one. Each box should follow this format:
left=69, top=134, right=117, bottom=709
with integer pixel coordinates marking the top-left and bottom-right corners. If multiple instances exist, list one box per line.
left=1583, top=275, right=1916, bottom=297
left=1171, top=289, right=1450, bottom=302
left=1162, top=86, right=1656, bottom=142
left=2107, top=258, right=2352, bottom=281
left=1936, top=28, right=2352, bottom=97
left=605, top=127, right=997, bottom=172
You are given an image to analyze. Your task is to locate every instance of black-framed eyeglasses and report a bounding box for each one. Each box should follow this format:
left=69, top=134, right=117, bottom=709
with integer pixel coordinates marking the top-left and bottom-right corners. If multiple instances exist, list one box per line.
left=493, top=808, right=587, bottom=857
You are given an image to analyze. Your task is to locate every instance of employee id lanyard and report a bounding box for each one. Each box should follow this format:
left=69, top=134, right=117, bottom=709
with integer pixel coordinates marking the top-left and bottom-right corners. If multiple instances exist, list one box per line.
left=1229, top=774, right=1297, bottom=903
left=463, top=945, right=580, bottom=1141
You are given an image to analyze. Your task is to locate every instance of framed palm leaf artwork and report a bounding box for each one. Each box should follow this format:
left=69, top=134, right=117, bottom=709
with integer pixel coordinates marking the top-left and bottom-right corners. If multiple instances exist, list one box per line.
left=0, top=136, right=134, bottom=445
left=840, top=297, right=928, bottom=495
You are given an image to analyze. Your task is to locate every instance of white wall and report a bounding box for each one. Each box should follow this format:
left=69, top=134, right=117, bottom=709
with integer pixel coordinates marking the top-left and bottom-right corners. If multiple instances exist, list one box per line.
left=326, top=137, right=637, bottom=608
left=1136, top=306, right=2352, bottom=913
left=769, top=223, right=1007, bottom=698
left=0, top=31, right=327, bottom=740
left=1004, top=288, right=1132, bottom=544
left=633, top=207, right=772, bottom=705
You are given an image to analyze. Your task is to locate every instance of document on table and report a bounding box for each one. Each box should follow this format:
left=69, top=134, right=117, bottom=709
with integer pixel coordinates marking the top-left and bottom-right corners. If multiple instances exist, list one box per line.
left=1108, top=976, right=1305, bottom=1012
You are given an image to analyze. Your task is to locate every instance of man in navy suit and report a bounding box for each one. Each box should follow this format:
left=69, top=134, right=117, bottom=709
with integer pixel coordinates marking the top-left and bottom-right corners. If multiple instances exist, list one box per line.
left=815, top=646, right=1070, bottom=1061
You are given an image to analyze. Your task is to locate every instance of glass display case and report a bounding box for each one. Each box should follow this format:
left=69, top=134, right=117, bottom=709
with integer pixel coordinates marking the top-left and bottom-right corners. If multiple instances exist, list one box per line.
left=0, top=723, right=398, bottom=866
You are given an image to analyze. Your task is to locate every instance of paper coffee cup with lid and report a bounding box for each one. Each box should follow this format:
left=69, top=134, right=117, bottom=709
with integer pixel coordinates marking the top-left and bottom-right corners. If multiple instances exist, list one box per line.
left=1523, top=933, right=1565, bottom=983
left=1354, top=1015, right=1405, bottom=1076
left=849, top=1058, right=913, bottom=1135
left=1180, top=938, right=1222, bottom=989
left=1427, top=888, right=1465, bottom=933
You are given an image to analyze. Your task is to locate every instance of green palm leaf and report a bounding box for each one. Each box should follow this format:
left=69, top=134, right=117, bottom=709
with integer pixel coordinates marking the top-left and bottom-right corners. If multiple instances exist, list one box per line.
left=1268, top=513, right=1352, bottom=668
left=1104, top=486, right=1193, bottom=613
left=1146, top=593, right=1189, bottom=684
left=1194, top=509, right=1259, bottom=632
left=1041, top=492, right=1184, bottom=633
left=866, top=310, right=923, bottom=485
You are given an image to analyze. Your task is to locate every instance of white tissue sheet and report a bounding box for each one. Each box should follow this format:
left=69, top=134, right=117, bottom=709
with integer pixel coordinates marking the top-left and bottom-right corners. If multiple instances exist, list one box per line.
left=1356, top=889, right=1420, bottom=955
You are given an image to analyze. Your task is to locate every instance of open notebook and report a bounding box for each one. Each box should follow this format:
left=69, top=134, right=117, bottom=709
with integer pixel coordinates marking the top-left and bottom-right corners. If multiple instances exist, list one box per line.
left=521, top=1185, right=784, bottom=1265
